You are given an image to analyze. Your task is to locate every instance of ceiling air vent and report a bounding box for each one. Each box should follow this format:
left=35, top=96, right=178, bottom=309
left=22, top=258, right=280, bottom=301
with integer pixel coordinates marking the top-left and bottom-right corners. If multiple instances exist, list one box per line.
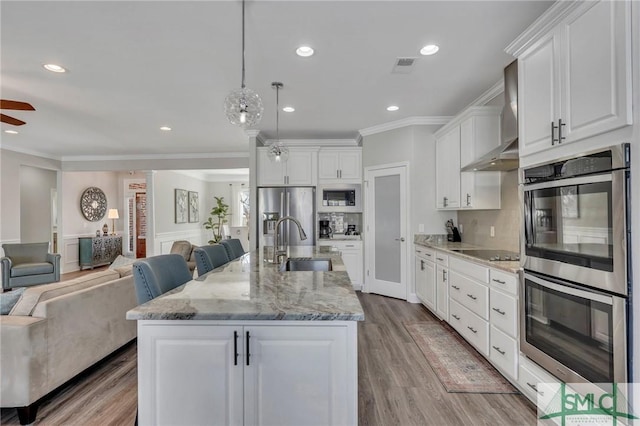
left=392, top=57, right=417, bottom=74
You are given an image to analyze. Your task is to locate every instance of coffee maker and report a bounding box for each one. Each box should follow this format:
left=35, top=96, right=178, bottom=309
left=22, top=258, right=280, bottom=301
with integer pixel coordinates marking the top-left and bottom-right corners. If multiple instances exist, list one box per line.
left=319, top=220, right=332, bottom=239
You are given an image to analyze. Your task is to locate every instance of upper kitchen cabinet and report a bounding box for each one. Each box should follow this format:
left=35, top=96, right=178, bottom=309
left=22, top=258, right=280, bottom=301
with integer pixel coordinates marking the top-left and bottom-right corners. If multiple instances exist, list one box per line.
left=435, top=126, right=461, bottom=209
left=318, top=148, right=362, bottom=183
left=435, top=107, right=501, bottom=210
left=514, top=0, right=632, bottom=158
left=257, top=147, right=317, bottom=186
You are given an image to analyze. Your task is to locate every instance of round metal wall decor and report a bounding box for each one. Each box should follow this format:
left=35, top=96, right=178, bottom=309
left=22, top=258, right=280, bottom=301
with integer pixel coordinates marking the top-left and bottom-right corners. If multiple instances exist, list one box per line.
left=80, top=187, right=107, bottom=221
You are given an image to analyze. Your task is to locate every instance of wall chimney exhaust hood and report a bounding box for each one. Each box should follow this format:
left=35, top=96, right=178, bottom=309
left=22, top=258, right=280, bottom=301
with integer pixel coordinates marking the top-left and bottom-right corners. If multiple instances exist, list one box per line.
left=461, top=60, right=519, bottom=172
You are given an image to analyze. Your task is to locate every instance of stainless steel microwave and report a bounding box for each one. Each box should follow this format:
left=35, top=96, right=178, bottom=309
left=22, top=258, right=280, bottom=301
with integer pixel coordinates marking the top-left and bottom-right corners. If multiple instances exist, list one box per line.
left=317, top=184, right=361, bottom=212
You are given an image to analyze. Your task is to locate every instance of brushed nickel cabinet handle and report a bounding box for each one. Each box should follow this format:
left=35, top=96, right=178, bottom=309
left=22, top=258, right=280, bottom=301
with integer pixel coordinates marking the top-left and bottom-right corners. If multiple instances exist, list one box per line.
left=492, top=278, right=506, bottom=284
left=451, top=285, right=460, bottom=290
left=443, top=196, right=448, bottom=207
left=467, top=326, right=477, bottom=334
left=551, top=121, right=558, bottom=145
left=558, top=118, right=566, bottom=143
left=492, top=345, right=505, bottom=355
left=451, top=314, right=460, bottom=320
left=466, top=293, right=477, bottom=300
left=526, top=382, right=543, bottom=396
left=492, top=307, right=506, bottom=315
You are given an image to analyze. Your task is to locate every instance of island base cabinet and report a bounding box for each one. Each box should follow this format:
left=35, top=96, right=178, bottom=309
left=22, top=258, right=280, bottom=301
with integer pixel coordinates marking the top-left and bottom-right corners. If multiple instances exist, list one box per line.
left=137, top=321, right=357, bottom=426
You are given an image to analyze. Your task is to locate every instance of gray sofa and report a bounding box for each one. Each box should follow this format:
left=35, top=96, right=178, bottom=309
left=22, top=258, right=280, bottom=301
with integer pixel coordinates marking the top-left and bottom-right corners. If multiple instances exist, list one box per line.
left=0, top=267, right=137, bottom=424
left=1, top=243, right=61, bottom=291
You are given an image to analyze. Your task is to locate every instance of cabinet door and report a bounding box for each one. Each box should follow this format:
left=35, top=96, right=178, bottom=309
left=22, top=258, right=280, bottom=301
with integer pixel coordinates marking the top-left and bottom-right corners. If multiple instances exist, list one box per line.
left=415, top=256, right=435, bottom=312
left=435, top=127, right=460, bottom=208
left=257, top=149, right=285, bottom=185
left=285, top=150, right=315, bottom=185
left=338, top=151, right=361, bottom=180
left=340, top=248, right=363, bottom=287
left=138, top=324, right=243, bottom=426
left=244, top=325, right=352, bottom=426
left=562, top=0, right=632, bottom=144
left=318, top=151, right=340, bottom=180
left=519, top=32, right=561, bottom=157
left=436, top=265, right=449, bottom=322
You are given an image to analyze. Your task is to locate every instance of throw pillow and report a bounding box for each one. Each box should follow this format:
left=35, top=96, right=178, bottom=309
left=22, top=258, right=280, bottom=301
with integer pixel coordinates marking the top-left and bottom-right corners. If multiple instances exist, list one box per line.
left=108, top=255, right=137, bottom=270
left=1, top=287, right=26, bottom=315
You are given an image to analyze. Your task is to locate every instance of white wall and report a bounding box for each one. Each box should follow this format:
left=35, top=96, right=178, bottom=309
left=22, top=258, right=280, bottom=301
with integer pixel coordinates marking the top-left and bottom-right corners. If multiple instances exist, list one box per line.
left=20, top=165, right=57, bottom=244
left=0, top=149, right=61, bottom=246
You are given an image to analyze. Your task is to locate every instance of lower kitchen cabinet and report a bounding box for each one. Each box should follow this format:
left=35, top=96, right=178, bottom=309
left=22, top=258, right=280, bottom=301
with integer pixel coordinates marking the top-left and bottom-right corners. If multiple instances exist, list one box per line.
left=319, top=240, right=363, bottom=288
left=435, top=264, right=449, bottom=321
left=415, top=247, right=436, bottom=311
left=137, top=321, right=356, bottom=426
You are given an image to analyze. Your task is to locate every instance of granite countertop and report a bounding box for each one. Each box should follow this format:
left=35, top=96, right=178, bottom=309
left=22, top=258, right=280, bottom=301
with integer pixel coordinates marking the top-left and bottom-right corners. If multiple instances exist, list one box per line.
left=126, top=246, right=365, bottom=322
left=414, top=234, right=521, bottom=274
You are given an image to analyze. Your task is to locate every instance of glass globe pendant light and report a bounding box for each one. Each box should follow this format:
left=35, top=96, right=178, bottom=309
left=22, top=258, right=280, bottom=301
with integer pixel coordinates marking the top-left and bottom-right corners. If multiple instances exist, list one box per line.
left=267, top=82, right=289, bottom=162
left=224, top=0, right=263, bottom=127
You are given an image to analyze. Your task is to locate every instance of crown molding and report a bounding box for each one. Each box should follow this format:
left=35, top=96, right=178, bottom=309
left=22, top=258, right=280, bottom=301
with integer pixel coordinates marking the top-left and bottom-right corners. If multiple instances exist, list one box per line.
left=464, top=78, right=504, bottom=110
left=505, top=1, right=582, bottom=57
left=260, top=138, right=360, bottom=147
left=359, top=116, right=453, bottom=137
left=1, top=144, right=62, bottom=161
left=244, top=129, right=261, bottom=139
left=61, top=152, right=249, bottom=162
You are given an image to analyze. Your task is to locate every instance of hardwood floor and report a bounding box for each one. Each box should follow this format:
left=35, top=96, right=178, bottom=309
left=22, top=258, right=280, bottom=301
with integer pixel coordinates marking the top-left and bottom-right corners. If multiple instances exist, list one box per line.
left=2, top=286, right=536, bottom=425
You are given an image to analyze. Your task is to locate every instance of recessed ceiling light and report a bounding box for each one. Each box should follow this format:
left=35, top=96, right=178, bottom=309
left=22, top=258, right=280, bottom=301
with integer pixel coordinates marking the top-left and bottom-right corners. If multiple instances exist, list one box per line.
left=43, top=63, right=67, bottom=73
left=160, top=126, right=172, bottom=131
left=282, top=106, right=295, bottom=112
left=296, top=46, right=314, bottom=57
left=386, top=105, right=399, bottom=112
left=420, top=44, right=440, bottom=56
left=4, top=130, right=18, bottom=134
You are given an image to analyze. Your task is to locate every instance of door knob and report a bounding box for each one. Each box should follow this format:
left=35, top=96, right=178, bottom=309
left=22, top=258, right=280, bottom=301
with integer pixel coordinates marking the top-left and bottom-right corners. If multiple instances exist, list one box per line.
left=394, top=237, right=405, bottom=242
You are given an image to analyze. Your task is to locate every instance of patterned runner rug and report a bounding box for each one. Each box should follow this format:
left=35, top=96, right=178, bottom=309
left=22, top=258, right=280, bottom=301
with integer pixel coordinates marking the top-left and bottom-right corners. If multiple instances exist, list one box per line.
left=404, top=321, right=519, bottom=394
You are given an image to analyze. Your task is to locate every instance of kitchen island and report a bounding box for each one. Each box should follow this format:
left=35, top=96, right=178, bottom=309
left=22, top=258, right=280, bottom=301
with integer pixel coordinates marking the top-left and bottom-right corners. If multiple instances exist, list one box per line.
left=127, top=246, right=364, bottom=426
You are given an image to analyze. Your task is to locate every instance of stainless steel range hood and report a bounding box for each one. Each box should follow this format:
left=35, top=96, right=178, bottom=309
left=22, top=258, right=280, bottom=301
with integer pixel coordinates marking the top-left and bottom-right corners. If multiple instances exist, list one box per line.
left=461, top=60, right=519, bottom=172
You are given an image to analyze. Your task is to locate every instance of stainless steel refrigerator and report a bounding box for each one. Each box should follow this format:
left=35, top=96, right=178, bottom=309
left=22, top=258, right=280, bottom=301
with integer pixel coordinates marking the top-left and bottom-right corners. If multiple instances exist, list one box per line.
left=258, top=187, right=316, bottom=252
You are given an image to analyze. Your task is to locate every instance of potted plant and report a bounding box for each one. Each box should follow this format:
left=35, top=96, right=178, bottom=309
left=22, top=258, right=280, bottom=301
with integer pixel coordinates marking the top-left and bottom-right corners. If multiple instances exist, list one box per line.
left=203, top=196, right=230, bottom=244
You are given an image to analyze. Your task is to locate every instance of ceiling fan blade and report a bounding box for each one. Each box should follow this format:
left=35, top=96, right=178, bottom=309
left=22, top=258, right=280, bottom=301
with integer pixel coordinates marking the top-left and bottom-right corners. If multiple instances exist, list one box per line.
left=0, top=100, right=35, bottom=111
left=0, top=113, right=26, bottom=126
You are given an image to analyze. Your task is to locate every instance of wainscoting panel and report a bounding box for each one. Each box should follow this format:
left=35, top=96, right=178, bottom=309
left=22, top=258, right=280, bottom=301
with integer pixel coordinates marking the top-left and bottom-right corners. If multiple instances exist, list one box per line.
left=154, top=230, right=208, bottom=256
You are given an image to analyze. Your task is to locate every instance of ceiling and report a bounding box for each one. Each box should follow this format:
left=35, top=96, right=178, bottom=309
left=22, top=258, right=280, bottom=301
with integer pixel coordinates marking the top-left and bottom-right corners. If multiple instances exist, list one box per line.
left=0, top=1, right=552, bottom=159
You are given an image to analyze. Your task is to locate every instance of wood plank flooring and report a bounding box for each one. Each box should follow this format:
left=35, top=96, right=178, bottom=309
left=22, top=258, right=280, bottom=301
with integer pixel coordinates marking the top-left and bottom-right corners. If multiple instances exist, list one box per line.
left=2, top=283, right=536, bottom=425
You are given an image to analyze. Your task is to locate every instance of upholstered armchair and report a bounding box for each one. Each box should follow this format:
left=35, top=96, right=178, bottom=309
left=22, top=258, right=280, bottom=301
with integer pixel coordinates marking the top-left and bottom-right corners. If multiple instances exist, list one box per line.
left=169, top=240, right=196, bottom=273
left=1, top=243, right=61, bottom=291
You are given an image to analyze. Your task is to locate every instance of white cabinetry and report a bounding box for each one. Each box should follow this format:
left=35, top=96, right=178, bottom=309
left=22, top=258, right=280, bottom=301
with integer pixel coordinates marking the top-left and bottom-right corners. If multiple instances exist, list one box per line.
left=257, top=148, right=317, bottom=186
left=138, top=321, right=356, bottom=426
left=517, top=0, right=632, bottom=157
left=434, top=254, right=449, bottom=321
left=435, top=127, right=461, bottom=209
left=318, top=149, right=361, bottom=183
left=414, top=247, right=436, bottom=312
left=435, top=107, right=501, bottom=210
left=318, top=240, right=363, bottom=288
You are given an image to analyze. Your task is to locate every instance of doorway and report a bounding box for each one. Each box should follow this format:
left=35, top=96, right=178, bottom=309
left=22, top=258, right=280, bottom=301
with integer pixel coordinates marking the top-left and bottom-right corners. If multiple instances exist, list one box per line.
left=135, top=193, right=147, bottom=258
left=364, top=163, right=408, bottom=300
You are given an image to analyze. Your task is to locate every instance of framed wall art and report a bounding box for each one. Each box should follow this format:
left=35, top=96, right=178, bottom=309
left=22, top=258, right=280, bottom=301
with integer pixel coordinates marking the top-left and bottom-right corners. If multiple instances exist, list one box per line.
left=175, top=189, right=188, bottom=223
left=188, top=191, right=199, bottom=223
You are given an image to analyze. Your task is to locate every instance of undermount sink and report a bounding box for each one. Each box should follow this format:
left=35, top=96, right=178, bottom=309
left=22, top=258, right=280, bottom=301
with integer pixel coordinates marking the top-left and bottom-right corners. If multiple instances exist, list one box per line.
left=279, top=257, right=333, bottom=272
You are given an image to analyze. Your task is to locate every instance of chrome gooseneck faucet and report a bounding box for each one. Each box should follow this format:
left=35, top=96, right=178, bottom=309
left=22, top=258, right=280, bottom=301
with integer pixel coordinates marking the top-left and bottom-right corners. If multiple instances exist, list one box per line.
left=273, top=216, right=307, bottom=263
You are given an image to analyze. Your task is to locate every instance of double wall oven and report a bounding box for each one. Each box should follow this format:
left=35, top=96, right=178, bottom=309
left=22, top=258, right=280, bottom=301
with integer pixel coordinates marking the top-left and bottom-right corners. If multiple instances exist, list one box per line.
left=520, top=143, right=631, bottom=385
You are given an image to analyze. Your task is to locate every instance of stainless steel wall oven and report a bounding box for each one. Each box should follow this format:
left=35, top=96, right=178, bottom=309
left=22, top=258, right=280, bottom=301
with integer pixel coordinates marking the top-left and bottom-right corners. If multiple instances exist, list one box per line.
left=520, top=144, right=631, bottom=385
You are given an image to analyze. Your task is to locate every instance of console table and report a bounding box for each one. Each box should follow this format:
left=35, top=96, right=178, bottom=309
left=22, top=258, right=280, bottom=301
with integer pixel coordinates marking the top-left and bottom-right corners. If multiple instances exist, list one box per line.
left=79, top=236, right=122, bottom=270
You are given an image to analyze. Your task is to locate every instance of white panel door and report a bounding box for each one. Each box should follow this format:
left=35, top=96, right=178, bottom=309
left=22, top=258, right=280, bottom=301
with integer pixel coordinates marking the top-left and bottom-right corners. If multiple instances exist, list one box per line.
left=138, top=324, right=243, bottom=426
left=365, top=165, right=408, bottom=299
left=518, top=32, right=560, bottom=157
left=285, top=150, right=315, bottom=185
left=415, top=256, right=435, bottom=312
left=562, top=0, right=632, bottom=144
left=435, top=127, right=461, bottom=208
left=244, top=325, right=351, bottom=426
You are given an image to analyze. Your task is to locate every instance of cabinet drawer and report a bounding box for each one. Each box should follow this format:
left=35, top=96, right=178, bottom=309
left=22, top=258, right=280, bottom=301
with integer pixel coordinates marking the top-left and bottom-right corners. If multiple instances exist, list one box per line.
left=489, top=289, right=518, bottom=338
left=450, top=271, right=489, bottom=320
left=450, top=256, right=489, bottom=283
left=415, top=246, right=435, bottom=261
left=518, top=357, right=560, bottom=409
left=330, top=241, right=362, bottom=250
left=449, top=299, right=489, bottom=356
left=490, top=269, right=519, bottom=295
left=489, top=326, right=518, bottom=379
left=434, top=252, right=448, bottom=266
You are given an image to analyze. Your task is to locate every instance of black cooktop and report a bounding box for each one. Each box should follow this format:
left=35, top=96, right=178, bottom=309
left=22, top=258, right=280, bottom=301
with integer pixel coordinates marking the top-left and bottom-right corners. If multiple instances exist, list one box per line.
left=451, top=249, right=520, bottom=262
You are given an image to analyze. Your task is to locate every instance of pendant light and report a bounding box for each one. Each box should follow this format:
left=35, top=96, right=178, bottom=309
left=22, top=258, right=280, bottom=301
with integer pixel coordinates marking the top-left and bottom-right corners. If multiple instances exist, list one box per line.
left=267, top=82, right=288, bottom=162
left=224, top=0, right=263, bottom=127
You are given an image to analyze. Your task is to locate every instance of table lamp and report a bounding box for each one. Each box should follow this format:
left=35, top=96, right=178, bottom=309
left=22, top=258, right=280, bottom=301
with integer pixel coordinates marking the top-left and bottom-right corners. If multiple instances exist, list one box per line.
left=108, top=209, right=119, bottom=235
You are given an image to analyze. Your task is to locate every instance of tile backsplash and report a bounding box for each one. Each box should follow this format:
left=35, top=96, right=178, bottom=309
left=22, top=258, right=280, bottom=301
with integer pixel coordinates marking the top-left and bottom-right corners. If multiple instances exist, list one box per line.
left=457, top=170, right=521, bottom=253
